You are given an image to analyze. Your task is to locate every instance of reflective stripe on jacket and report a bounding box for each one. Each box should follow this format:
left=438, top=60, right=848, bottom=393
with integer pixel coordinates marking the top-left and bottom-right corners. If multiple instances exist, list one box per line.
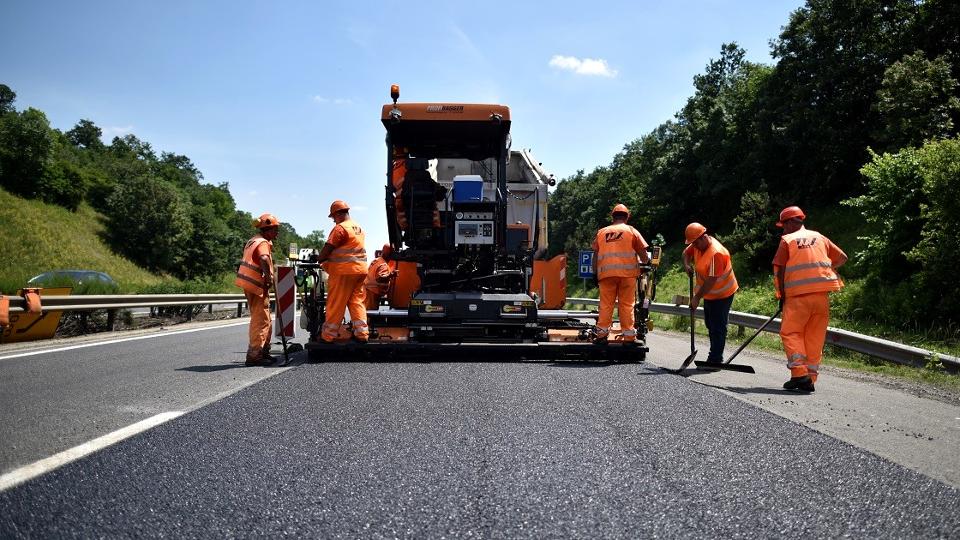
left=234, top=235, right=271, bottom=295
left=595, top=223, right=642, bottom=280
left=327, top=219, right=368, bottom=275
left=778, top=228, right=842, bottom=297
left=691, top=237, right=738, bottom=300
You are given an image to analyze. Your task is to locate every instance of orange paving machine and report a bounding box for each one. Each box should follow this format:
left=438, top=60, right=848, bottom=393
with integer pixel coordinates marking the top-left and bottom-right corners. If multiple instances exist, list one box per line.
left=302, top=85, right=660, bottom=361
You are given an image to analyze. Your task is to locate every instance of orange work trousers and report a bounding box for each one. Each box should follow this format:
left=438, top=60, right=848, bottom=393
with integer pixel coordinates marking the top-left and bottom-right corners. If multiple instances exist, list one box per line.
left=597, top=276, right=637, bottom=341
left=322, top=273, right=368, bottom=342
left=244, top=290, right=272, bottom=358
left=780, top=292, right=830, bottom=381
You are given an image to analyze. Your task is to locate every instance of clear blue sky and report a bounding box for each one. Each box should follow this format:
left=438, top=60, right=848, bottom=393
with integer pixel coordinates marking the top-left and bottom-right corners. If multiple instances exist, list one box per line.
left=2, top=0, right=802, bottom=251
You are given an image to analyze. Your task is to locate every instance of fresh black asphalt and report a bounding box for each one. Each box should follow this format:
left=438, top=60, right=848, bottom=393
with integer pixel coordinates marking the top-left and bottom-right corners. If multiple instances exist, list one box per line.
left=2, top=357, right=958, bottom=538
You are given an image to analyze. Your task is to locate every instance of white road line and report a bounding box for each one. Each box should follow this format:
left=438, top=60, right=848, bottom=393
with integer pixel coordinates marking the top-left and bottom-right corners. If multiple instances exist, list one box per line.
left=0, top=321, right=249, bottom=361
left=0, top=411, right=185, bottom=492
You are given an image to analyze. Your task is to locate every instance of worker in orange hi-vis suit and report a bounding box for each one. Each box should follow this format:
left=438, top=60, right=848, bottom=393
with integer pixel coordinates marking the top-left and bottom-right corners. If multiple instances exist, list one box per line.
left=682, top=222, right=738, bottom=364
left=772, top=206, right=847, bottom=393
left=235, top=213, right=280, bottom=366
left=314, top=200, right=370, bottom=343
left=591, top=204, right=650, bottom=343
left=364, top=244, right=397, bottom=311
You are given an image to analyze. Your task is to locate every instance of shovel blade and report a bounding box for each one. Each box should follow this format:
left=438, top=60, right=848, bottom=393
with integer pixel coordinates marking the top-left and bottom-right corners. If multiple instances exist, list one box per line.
left=693, top=360, right=755, bottom=374
left=678, top=350, right=698, bottom=372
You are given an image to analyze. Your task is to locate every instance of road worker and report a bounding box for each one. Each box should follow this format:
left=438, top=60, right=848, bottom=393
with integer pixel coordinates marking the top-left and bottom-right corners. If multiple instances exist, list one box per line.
left=683, top=222, right=739, bottom=364
left=591, top=204, right=650, bottom=343
left=313, top=200, right=370, bottom=343
left=772, top=206, right=847, bottom=392
left=364, top=244, right=396, bottom=311
left=235, top=213, right=280, bottom=366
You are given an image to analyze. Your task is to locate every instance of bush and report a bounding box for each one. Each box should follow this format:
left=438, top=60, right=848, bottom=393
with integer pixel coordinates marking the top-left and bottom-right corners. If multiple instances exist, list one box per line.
left=37, top=160, right=87, bottom=210
left=847, top=138, right=960, bottom=323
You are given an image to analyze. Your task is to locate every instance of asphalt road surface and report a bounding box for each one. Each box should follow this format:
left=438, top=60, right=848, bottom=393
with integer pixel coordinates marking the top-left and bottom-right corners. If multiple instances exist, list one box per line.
left=1, top=321, right=958, bottom=538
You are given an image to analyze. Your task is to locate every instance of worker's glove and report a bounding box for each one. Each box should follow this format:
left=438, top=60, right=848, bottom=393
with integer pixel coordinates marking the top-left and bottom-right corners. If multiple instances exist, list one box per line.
left=684, top=265, right=693, bottom=277
left=778, top=297, right=784, bottom=312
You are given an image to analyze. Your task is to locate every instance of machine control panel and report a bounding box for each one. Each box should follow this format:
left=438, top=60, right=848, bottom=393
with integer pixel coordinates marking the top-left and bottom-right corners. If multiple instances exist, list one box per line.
left=455, top=220, right=495, bottom=245
left=454, top=211, right=494, bottom=220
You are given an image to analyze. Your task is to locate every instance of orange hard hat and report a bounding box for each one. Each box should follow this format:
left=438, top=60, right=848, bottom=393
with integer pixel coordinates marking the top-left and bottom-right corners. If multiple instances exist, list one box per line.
left=612, top=203, right=630, bottom=218
left=328, top=200, right=350, bottom=217
left=776, top=206, right=806, bottom=227
left=684, top=222, right=707, bottom=245
left=252, top=212, right=280, bottom=229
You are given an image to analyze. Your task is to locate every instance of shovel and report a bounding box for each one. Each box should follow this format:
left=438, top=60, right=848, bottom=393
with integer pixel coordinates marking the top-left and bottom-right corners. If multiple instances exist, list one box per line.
left=676, top=272, right=698, bottom=372
left=693, top=305, right=782, bottom=374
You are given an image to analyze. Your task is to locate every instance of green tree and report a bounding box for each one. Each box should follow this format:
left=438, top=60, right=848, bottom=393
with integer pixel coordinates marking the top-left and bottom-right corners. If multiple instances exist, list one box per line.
left=761, top=0, right=919, bottom=201
left=875, top=51, right=960, bottom=149
left=0, top=107, right=54, bottom=198
left=104, top=177, right=193, bottom=273
left=302, top=229, right=327, bottom=249
left=65, top=119, right=104, bottom=150
left=0, top=84, right=15, bottom=115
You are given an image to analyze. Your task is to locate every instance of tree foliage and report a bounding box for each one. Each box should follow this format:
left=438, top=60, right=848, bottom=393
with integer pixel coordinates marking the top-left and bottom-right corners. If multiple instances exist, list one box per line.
left=548, top=0, right=960, bottom=327
left=0, top=83, right=310, bottom=280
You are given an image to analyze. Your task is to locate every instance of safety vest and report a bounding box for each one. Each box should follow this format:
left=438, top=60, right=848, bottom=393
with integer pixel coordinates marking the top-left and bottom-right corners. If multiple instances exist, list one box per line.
left=778, top=227, right=843, bottom=297
left=595, top=223, right=643, bottom=280
left=690, top=236, right=738, bottom=300
left=327, top=219, right=368, bottom=275
left=364, top=257, right=395, bottom=296
left=234, top=235, right=272, bottom=295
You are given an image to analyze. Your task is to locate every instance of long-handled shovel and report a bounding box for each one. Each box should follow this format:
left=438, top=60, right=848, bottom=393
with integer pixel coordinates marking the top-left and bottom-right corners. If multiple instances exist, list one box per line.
left=694, top=305, right=782, bottom=374
left=676, top=272, right=698, bottom=372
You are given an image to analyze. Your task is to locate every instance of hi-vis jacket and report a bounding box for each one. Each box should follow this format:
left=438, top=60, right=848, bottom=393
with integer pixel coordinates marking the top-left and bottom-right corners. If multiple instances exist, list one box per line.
left=685, top=236, right=738, bottom=300
left=326, top=219, right=368, bottom=275
left=775, top=227, right=843, bottom=298
left=235, top=235, right=272, bottom=295
left=593, top=223, right=647, bottom=280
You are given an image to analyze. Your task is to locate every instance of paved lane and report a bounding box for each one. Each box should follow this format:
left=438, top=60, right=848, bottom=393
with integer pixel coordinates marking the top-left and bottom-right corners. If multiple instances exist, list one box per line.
left=0, top=320, right=289, bottom=475
left=2, top=359, right=957, bottom=538
left=646, top=332, right=960, bottom=487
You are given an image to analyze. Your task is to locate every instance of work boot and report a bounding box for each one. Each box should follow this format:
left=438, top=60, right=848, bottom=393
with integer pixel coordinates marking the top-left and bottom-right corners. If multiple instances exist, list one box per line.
left=783, top=376, right=815, bottom=393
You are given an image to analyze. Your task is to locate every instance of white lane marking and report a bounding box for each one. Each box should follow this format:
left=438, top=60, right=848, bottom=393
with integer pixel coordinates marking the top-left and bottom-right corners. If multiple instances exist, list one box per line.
left=0, top=411, right=184, bottom=492
left=0, top=321, right=249, bottom=361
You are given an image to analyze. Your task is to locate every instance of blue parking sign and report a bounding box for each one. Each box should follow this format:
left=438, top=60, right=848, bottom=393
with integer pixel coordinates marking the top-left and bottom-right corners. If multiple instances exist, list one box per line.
left=578, top=250, right=595, bottom=278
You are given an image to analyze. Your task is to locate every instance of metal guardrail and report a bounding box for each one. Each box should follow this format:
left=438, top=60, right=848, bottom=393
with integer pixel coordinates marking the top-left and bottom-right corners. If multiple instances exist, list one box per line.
left=7, top=294, right=248, bottom=312
left=566, top=297, right=960, bottom=371
left=5, top=293, right=957, bottom=370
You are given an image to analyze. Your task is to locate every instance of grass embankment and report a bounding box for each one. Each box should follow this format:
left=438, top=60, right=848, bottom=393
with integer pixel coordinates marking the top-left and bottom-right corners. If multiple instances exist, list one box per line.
left=0, top=188, right=234, bottom=294
left=568, top=205, right=959, bottom=389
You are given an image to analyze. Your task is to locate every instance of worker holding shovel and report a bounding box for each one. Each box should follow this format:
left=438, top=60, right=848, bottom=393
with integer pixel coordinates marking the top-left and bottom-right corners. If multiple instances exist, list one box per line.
left=682, top=222, right=738, bottom=365
left=773, top=206, right=847, bottom=392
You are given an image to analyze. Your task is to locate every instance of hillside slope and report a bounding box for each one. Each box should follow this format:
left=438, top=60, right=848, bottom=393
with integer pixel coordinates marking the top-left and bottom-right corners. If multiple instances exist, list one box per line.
left=0, top=188, right=165, bottom=293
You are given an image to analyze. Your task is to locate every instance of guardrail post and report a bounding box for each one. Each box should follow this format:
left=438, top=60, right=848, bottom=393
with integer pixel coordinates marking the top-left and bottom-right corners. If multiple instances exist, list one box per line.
left=107, top=309, right=116, bottom=331
left=236, top=303, right=243, bottom=318
left=737, top=325, right=744, bottom=337
left=208, top=304, right=213, bottom=314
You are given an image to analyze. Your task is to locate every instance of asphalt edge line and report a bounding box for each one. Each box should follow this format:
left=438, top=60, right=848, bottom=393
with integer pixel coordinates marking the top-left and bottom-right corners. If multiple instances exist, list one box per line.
left=0, top=411, right=185, bottom=492
left=0, top=321, right=249, bottom=361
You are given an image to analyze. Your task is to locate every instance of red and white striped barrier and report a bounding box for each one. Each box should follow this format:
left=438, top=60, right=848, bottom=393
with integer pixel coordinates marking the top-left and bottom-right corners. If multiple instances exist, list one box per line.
left=274, top=266, right=296, bottom=338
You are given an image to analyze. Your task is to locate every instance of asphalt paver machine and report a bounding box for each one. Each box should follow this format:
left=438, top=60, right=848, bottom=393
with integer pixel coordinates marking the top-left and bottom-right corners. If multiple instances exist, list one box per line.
left=303, top=85, right=660, bottom=361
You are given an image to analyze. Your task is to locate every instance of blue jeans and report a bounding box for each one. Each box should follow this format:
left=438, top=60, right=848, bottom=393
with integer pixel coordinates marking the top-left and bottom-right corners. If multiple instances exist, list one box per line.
left=703, top=294, right=734, bottom=363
